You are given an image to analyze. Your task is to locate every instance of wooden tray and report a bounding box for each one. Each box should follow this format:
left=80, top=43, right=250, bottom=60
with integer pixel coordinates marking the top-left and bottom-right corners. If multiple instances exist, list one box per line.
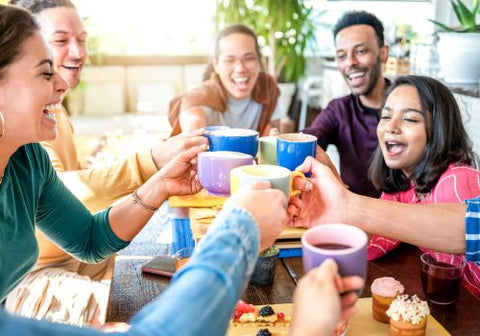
left=189, top=207, right=305, bottom=244
left=227, top=298, right=450, bottom=335
left=169, top=189, right=227, bottom=208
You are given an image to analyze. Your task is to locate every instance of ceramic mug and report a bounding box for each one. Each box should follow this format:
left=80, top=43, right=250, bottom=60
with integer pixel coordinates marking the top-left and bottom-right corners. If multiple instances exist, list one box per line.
left=302, top=224, right=368, bottom=284
left=230, top=164, right=305, bottom=206
left=198, top=151, right=254, bottom=196
left=206, top=128, right=259, bottom=157
left=258, top=136, right=277, bottom=165
left=276, top=133, right=317, bottom=172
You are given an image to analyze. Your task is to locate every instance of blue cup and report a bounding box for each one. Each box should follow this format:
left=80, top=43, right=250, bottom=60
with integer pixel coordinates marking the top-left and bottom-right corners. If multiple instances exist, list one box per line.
left=204, top=125, right=230, bottom=132
left=204, top=126, right=230, bottom=149
left=277, top=133, right=317, bottom=173
left=207, top=128, right=259, bottom=157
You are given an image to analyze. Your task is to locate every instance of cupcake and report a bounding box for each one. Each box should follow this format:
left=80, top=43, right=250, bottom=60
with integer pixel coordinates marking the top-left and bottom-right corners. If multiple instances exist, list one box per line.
left=371, top=277, right=405, bottom=323
left=387, top=294, right=430, bottom=336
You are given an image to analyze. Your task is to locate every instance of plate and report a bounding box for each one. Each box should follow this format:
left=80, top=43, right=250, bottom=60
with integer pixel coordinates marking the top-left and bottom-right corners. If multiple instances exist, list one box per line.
left=226, top=298, right=450, bottom=336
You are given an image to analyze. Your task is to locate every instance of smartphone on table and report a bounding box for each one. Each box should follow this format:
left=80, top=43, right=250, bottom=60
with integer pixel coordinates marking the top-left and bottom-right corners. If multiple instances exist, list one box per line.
left=141, top=254, right=176, bottom=277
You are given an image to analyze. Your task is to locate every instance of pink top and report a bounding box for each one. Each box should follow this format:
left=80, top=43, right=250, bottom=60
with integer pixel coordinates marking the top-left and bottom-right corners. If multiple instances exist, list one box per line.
left=367, top=163, right=480, bottom=298
left=371, top=277, right=405, bottom=297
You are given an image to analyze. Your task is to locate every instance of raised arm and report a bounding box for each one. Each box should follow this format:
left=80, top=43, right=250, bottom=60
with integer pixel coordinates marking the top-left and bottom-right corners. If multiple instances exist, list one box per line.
left=179, top=106, right=208, bottom=132
left=288, top=157, right=467, bottom=254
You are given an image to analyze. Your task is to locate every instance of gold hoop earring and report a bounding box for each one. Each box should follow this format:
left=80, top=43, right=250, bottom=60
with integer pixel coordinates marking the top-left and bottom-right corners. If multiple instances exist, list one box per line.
left=0, top=110, right=4, bottom=138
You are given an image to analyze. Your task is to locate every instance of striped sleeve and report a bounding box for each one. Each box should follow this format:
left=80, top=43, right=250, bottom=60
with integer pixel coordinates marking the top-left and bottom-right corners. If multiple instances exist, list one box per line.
left=465, top=198, right=480, bottom=264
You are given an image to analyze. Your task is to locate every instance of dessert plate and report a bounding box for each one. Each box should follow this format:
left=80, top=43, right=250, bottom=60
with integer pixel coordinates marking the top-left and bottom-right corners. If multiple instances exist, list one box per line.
left=227, top=299, right=449, bottom=336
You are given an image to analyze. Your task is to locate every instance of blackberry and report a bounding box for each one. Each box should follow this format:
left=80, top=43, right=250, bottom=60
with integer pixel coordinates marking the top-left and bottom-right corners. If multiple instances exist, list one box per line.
left=258, top=305, right=275, bottom=317
left=256, top=329, right=272, bottom=336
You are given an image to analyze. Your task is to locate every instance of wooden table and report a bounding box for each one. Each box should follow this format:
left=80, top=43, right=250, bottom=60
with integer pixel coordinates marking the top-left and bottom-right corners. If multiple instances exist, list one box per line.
left=106, top=216, right=480, bottom=335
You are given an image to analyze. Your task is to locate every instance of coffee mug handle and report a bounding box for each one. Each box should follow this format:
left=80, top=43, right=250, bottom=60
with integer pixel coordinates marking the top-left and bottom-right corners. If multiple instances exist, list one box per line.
left=290, top=171, right=306, bottom=197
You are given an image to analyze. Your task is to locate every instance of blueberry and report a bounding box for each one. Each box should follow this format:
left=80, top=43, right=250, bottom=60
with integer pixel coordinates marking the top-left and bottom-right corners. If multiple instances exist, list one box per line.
left=258, top=305, right=275, bottom=317
left=256, top=328, right=272, bottom=336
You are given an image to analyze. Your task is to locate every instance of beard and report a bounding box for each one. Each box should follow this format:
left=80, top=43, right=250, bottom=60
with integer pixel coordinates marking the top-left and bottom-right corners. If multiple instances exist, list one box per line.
left=349, top=54, right=383, bottom=96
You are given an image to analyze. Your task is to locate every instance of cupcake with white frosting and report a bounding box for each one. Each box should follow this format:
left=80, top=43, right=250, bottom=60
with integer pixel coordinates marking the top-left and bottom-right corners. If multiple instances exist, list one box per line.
left=387, top=294, right=430, bottom=336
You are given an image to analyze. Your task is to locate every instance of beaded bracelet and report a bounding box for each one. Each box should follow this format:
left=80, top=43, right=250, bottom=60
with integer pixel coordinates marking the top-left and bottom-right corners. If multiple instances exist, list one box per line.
left=131, top=189, right=158, bottom=213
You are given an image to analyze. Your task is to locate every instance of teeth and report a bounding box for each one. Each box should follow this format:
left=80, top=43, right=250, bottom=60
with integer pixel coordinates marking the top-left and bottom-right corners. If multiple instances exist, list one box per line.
left=349, top=72, right=365, bottom=79
left=63, top=64, right=80, bottom=70
left=233, top=77, right=248, bottom=83
left=44, top=103, right=61, bottom=121
left=385, top=141, right=404, bottom=152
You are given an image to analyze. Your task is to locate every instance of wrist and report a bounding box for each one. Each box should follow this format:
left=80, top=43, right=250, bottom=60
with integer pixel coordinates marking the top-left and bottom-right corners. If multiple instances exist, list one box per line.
left=151, top=145, right=166, bottom=170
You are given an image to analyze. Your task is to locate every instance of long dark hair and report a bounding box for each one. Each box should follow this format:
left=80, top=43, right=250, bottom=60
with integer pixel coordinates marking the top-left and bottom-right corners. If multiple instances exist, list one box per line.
left=0, top=5, right=39, bottom=80
left=369, top=75, right=476, bottom=194
left=203, top=24, right=264, bottom=81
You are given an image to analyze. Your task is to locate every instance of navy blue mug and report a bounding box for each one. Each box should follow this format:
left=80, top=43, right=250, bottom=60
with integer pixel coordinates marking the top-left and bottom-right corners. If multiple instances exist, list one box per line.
left=277, top=133, right=317, bottom=173
left=206, top=128, right=259, bottom=157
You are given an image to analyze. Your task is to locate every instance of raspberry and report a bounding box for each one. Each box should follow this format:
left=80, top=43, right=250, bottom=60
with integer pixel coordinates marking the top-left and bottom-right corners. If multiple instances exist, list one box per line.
left=234, top=300, right=255, bottom=319
left=256, top=329, right=272, bottom=336
left=258, top=305, right=275, bottom=317
left=277, top=312, right=285, bottom=320
left=236, top=300, right=255, bottom=313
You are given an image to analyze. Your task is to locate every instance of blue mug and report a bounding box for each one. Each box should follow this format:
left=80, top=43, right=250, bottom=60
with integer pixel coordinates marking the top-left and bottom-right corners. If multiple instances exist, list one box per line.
left=204, top=125, right=230, bottom=148
left=207, top=128, right=259, bottom=157
left=277, top=133, right=317, bottom=173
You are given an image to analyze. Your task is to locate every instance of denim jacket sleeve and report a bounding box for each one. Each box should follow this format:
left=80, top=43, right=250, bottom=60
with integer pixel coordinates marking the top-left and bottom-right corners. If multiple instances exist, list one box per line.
left=129, top=205, right=260, bottom=336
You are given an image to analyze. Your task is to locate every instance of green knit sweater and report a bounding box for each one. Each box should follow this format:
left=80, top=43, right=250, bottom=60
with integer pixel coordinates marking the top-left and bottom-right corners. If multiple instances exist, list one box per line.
left=0, top=144, right=128, bottom=301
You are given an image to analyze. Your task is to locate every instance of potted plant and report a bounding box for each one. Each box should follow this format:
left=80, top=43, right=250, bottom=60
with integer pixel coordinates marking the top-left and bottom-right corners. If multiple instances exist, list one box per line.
left=215, top=0, right=320, bottom=118
left=429, top=0, right=480, bottom=84
left=249, top=245, right=280, bottom=286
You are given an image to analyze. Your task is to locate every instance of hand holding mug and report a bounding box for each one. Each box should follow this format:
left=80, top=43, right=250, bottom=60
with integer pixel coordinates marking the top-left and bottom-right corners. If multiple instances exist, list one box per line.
left=225, top=181, right=286, bottom=250
left=291, top=259, right=364, bottom=336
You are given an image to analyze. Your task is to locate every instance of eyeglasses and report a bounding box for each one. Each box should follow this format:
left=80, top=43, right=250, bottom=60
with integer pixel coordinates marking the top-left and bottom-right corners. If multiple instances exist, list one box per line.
left=218, top=54, right=259, bottom=68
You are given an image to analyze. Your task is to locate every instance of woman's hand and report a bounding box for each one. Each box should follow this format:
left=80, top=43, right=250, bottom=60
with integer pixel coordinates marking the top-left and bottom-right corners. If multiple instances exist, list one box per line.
left=155, top=144, right=207, bottom=198
left=226, top=181, right=286, bottom=250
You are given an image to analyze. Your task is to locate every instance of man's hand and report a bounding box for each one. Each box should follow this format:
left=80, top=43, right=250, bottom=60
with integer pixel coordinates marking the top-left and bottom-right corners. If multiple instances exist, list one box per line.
left=151, top=130, right=208, bottom=169
left=290, top=259, right=364, bottom=336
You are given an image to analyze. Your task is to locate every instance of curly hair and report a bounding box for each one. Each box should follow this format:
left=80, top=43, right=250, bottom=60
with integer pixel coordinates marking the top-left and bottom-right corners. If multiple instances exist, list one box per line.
left=368, top=75, right=477, bottom=194
left=333, top=10, right=384, bottom=47
left=0, top=5, right=39, bottom=80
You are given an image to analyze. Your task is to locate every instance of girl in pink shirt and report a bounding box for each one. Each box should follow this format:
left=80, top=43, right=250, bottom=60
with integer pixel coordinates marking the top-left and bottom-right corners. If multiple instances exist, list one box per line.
left=367, top=75, right=480, bottom=298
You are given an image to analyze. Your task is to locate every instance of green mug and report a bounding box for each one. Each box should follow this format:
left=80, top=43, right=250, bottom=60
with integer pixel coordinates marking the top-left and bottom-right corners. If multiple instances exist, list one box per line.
left=258, top=136, right=277, bottom=165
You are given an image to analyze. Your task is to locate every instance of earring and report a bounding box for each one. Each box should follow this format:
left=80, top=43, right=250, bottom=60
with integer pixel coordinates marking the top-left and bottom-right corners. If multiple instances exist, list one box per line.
left=0, top=110, right=4, bottom=138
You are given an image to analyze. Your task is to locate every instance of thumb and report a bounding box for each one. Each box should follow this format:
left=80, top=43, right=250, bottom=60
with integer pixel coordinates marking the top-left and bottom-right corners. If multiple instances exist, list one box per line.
left=245, top=180, right=272, bottom=190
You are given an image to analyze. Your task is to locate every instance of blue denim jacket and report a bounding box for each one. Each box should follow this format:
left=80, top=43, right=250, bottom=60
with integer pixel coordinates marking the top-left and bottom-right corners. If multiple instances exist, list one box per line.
left=0, top=206, right=260, bottom=336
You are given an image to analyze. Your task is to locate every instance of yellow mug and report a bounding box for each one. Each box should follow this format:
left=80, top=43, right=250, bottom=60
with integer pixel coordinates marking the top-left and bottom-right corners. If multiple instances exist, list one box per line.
left=230, top=164, right=305, bottom=206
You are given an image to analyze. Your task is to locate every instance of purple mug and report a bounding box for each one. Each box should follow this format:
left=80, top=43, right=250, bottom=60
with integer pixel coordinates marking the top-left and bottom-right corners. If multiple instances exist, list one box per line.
left=302, top=224, right=368, bottom=283
left=197, top=151, right=253, bottom=196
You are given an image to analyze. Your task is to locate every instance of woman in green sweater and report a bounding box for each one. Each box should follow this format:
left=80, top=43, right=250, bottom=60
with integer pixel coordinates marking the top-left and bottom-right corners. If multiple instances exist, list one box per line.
left=0, top=5, right=206, bottom=302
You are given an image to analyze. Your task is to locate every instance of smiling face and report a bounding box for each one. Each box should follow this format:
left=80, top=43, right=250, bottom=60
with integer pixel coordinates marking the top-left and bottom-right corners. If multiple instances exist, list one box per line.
left=213, top=33, right=260, bottom=99
left=335, top=25, right=388, bottom=96
left=377, top=85, right=428, bottom=177
left=0, top=32, right=67, bottom=145
left=36, top=7, right=87, bottom=90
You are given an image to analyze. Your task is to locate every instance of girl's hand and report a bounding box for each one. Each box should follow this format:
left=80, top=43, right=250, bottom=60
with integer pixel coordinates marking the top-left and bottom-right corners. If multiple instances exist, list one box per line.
left=286, top=156, right=349, bottom=228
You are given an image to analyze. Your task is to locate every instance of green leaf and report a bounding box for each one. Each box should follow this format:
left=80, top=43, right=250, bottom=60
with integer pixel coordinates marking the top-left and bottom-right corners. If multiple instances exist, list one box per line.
left=429, top=19, right=461, bottom=32
left=454, top=0, right=476, bottom=28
